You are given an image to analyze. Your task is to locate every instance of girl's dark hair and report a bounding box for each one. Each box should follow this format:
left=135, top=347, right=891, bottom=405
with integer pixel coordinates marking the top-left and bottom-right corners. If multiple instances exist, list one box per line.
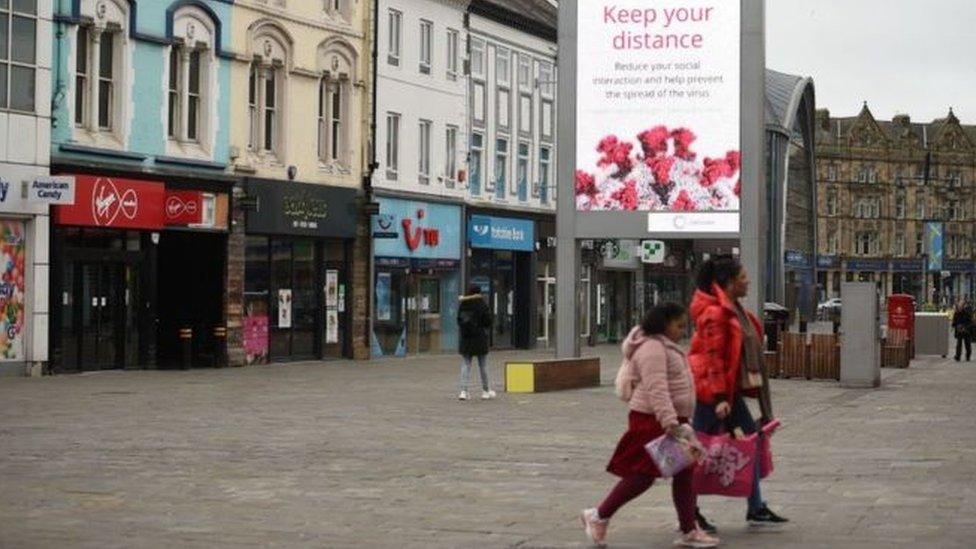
left=696, top=255, right=743, bottom=292
left=641, top=303, right=687, bottom=335
left=467, top=284, right=482, bottom=295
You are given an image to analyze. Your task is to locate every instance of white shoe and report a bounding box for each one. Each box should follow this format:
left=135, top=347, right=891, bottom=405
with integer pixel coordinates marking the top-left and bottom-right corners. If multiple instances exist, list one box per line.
left=481, top=389, right=497, bottom=400
left=458, top=391, right=469, bottom=401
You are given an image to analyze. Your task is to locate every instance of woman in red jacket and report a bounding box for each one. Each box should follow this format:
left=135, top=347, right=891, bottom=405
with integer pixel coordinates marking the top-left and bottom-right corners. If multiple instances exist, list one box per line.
left=688, top=256, right=788, bottom=532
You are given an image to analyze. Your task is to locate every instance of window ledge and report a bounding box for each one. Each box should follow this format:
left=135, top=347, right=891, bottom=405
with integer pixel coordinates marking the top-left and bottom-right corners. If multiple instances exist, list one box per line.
left=59, top=142, right=146, bottom=161
left=319, top=162, right=351, bottom=175
left=71, top=129, right=126, bottom=152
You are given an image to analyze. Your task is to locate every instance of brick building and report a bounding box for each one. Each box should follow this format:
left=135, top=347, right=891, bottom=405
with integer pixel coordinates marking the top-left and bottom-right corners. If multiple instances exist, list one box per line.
left=815, top=104, right=976, bottom=306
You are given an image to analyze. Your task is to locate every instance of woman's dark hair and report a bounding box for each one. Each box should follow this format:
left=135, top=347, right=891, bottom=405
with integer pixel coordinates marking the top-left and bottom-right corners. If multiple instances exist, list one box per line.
left=696, top=255, right=743, bottom=292
left=641, top=303, right=687, bottom=335
left=467, top=284, right=482, bottom=295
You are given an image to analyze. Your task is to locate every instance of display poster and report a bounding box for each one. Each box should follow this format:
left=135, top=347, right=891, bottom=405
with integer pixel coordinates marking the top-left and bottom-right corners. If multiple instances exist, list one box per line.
left=278, top=289, right=292, bottom=328
left=376, top=273, right=392, bottom=321
left=926, top=222, right=944, bottom=272
left=243, top=314, right=269, bottom=363
left=576, top=0, right=742, bottom=233
left=326, top=310, right=339, bottom=344
left=325, top=270, right=339, bottom=307
left=0, top=221, right=26, bottom=361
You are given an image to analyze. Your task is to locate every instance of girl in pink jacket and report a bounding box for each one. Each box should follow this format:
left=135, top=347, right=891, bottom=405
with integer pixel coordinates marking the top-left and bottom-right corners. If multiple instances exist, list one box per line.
left=581, top=303, right=719, bottom=548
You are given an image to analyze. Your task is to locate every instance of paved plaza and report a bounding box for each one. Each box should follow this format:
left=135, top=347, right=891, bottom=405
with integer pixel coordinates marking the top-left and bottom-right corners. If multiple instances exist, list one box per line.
left=1, top=347, right=975, bottom=548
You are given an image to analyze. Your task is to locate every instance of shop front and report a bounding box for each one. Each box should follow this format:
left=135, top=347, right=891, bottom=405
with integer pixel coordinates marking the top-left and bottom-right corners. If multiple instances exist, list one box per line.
left=596, top=240, right=642, bottom=344
left=643, top=241, right=693, bottom=310
left=242, top=179, right=358, bottom=364
left=0, top=174, right=73, bottom=375
left=845, top=259, right=890, bottom=296
left=943, top=260, right=975, bottom=305
left=371, top=198, right=462, bottom=357
left=891, top=258, right=924, bottom=302
left=51, top=175, right=231, bottom=372
left=467, top=214, right=536, bottom=350
left=535, top=219, right=556, bottom=348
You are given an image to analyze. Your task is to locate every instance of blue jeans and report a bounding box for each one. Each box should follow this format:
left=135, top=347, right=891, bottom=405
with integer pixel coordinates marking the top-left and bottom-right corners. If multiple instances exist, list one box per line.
left=693, top=395, right=764, bottom=513
left=460, top=354, right=490, bottom=392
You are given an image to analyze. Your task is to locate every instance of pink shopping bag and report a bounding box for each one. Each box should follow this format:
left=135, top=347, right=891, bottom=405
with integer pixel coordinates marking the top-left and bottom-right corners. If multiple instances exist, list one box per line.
left=645, top=434, right=697, bottom=478
left=693, top=431, right=757, bottom=498
left=758, top=418, right=781, bottom=479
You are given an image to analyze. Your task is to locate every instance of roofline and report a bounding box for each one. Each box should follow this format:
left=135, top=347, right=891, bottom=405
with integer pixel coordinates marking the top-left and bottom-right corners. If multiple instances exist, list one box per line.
left=468, top=0, right=557, bottom=42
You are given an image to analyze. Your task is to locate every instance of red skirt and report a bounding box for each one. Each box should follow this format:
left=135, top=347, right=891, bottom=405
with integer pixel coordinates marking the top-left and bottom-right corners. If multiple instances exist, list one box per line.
left=606, top=411, right=685, bottom=478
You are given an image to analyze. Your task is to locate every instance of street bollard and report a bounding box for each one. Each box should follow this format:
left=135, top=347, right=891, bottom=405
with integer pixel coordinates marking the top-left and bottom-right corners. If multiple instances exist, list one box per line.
left=179, top=327, right=193, bottom=371
left=213, top=326, right=227, bottom=368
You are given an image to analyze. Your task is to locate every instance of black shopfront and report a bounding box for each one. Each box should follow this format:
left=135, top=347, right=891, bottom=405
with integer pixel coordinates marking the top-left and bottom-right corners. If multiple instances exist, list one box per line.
left=242, top=179, right=358, bottom=363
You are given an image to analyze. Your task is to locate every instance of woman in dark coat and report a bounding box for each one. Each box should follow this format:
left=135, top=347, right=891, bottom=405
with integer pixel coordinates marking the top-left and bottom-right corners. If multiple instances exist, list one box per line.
left=457, top=285, right=494, bottom=401
left=952, top=299, right=973, bottom=362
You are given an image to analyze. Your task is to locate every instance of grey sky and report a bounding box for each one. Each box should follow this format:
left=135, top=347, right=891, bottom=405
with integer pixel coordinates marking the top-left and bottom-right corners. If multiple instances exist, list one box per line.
left=766, top=0, right=976, bottom=123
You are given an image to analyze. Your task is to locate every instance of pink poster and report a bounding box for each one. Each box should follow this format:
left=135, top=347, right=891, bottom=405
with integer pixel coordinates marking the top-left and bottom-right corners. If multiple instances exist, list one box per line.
left=0, top=220, right=26, bottom=362
left=243, top=314, right=269, bottom=364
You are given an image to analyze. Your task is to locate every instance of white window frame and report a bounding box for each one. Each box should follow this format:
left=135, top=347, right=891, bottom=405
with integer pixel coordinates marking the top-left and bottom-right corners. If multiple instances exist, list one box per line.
left=318, top=77, right=344, bottom=164
left=495, top=46, right=510, bottom=87
left=419, top=20, right=432, bottom=75
left=894, top=233, right=906, bottom=257
left=538, top=60, right=554, bottom=98
left=538, top=145, right=552, bottom=204
left=1, top=1, right=37, bottom=113
left=469, top=131, right=484, bottom=196
left=387, top=9, right=402, bottom=66
left=418, top=119, right=432, bottom=185
left=895, top=190, right=906, bottom=219
left=495, top=136, right=508, bottom=198
left=470, top=37, right=485, bottom=78
left=516, top=141, right=530, bottom=201
left=826, top=189, right=837, bottom=216
left=386, top=112, right=400, bottom=180
left=446, top=29, right=459, bottom=80
left=444, top=125, right=457, bottom=188
left=517, top=54, right=530, bottom=91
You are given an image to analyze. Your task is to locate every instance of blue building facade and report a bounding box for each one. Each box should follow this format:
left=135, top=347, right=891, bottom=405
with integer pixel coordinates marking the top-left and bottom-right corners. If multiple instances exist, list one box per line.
left=48, top=0, right=240, bottom=373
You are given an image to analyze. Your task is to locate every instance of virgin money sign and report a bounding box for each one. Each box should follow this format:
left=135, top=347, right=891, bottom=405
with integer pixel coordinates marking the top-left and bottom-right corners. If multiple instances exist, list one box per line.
left=576, top=1, right=741, bottom=233
left=55, top=176, right=165, bottom=230
left=164, top=191, right=204, bottom=226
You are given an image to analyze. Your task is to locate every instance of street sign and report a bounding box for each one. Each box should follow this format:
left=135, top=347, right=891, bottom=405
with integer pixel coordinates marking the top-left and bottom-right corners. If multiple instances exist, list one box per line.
left=640, top=240, right=665, bottom=264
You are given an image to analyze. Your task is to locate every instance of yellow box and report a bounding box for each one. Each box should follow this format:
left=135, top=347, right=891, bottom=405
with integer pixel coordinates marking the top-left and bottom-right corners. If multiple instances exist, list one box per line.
left=505, top=363, right=535, bottom=393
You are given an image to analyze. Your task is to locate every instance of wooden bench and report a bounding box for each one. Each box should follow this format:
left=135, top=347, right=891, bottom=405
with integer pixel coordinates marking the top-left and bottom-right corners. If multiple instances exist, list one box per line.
left=882, top=328, right=911, bottom=369
left=810, top=333, right=841, bottom=380
left=505, top=358, right=601, bottom=393
left=778, top=332, right=810, bottom=379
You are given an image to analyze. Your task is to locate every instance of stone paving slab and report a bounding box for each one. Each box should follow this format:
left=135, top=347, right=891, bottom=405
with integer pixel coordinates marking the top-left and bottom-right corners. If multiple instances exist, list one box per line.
left=1, top=348, right=975, bottom=548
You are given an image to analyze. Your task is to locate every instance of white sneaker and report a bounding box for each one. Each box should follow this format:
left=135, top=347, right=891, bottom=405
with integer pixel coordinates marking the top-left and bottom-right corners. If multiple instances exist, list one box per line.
left=458, top=391, right=469, bottom=401
left=481, top=389, right=497, bottom=400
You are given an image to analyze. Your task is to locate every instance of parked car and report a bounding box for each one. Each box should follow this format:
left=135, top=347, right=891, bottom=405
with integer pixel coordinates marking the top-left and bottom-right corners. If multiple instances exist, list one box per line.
left=817, top=298, right=842, bottom=319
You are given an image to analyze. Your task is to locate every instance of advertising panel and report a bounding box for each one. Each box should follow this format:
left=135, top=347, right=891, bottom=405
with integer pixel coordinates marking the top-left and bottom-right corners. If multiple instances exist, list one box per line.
left=575, top=0, right=741, bottom=233
left=925, top=222, right=944, bottom=272
left=55, top=176, right=166, bottom=230
left=372, top=198, right=461, bottom=260
left=0, top=221, right=26, bottom=361
left=467, top=215, right=535, bottom=252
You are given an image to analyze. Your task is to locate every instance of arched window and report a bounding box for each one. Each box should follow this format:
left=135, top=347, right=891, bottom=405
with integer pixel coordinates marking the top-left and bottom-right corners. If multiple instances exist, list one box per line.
left=317, top=39, right=356, bottom=168
left=73, top=0, right=130, bottom=146
left=247, top=21, right=291, bottom=159
left=168, top=6, right=217, bottom=156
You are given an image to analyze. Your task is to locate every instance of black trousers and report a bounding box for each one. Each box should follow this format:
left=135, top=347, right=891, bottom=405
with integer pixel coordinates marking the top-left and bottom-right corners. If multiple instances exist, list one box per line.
left=955, top=334, right=971, bottom=360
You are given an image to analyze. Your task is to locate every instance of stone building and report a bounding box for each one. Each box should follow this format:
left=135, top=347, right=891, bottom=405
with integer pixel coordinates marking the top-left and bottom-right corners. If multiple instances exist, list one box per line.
left=815, top=104, right=976, bottom=305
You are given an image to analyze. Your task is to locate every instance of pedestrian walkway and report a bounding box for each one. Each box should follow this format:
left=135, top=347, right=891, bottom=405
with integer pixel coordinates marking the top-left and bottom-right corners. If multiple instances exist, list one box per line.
left=1, top=348, right=974, bottom=548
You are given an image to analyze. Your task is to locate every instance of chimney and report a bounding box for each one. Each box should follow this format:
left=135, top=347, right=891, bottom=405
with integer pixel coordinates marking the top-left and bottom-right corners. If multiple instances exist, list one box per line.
left=816, top=109, right=831, bottom=132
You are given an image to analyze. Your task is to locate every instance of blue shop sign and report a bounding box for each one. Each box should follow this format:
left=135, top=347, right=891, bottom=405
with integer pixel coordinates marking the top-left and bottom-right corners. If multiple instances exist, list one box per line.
left=891, top=258, right=924, bottom=272
left=372, top=198, right=461, bottom=260
left=944, top=260, right=976, bottom=273
left=468, top=215, right=535, bottom=252
left=817, top=255, right=839, bottom=269
left=785, top=250, right=810, bottom=268
left=846, top=259, right=889, bottom=272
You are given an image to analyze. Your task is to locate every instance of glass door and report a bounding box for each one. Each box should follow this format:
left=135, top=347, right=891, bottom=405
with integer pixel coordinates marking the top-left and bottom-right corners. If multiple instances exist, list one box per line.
left=493, top=251, right=514, bottom=349
left=79, top=263, right=122, bottom=370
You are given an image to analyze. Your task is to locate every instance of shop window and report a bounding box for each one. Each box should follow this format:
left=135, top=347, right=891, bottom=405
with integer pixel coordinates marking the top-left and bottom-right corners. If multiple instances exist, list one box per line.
left=0, top=0, right=37, bottom=112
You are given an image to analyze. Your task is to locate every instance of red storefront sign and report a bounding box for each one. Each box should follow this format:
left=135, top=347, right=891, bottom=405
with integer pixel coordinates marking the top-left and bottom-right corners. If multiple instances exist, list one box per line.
left=55, top=176, right=165, bottom=229
left=164, top=191, right=204, bottom=225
